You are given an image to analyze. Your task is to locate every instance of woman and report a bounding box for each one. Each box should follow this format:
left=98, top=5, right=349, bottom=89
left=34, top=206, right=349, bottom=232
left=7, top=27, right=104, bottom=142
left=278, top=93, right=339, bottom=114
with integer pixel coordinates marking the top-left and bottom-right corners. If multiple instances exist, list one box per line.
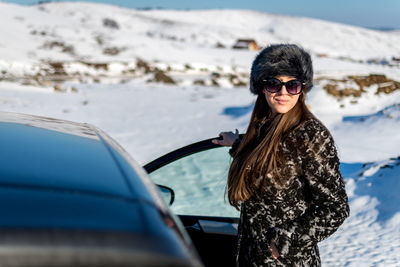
left=213, top=44, right=349, bottom=266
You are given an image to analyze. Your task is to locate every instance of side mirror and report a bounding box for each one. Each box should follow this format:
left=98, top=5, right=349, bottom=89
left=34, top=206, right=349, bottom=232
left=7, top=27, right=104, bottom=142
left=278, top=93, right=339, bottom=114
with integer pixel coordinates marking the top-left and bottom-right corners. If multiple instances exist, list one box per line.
left=156, top=184, right=175, bottom=206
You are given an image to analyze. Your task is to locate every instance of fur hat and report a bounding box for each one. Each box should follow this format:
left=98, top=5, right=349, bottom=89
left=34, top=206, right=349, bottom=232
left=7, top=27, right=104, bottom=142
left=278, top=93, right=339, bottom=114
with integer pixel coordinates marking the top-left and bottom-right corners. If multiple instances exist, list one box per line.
left=249, top=44, right=313, bottom=95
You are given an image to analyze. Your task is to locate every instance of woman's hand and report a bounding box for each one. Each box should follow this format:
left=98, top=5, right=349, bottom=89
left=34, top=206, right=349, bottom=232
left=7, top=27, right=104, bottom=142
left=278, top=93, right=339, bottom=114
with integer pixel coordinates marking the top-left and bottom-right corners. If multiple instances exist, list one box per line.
left=270, top=240, right=280, bottom=260
left=212, top=129, right=239, bottom=146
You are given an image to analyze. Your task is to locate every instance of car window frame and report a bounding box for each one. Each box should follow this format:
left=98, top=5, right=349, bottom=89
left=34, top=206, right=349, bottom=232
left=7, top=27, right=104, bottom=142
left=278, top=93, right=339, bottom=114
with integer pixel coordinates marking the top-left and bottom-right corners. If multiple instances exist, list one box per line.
left=143, top=137, right=222, bottom=173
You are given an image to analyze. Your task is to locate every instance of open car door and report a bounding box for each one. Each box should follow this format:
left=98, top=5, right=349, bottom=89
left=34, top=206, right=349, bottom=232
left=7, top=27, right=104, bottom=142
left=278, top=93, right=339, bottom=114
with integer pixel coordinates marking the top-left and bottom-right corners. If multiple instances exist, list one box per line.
left=144, top=138, right=239, bottom=267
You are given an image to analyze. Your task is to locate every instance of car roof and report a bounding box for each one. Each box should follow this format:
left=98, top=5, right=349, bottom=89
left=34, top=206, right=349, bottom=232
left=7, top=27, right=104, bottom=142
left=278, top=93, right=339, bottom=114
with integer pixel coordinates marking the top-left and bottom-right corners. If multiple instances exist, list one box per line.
left=0, top=112, right=133, bottom=198
left=0, top=112, right=172, bottom=221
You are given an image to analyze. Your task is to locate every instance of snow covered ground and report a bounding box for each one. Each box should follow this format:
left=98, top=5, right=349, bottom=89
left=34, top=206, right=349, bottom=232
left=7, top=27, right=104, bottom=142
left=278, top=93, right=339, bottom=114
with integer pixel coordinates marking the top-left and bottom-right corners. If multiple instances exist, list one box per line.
left=0, top=2, right=399, bottom=266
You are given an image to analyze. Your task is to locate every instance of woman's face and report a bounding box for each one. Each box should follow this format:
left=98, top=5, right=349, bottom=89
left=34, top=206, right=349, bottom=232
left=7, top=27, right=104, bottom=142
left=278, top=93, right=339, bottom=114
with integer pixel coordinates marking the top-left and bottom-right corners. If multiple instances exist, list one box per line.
left=263, top=76, right=301, bottom=115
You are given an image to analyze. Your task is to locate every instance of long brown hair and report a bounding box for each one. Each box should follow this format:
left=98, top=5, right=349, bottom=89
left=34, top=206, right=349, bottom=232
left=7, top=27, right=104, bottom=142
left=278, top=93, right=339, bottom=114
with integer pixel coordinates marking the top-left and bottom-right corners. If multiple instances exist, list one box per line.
left=227, top=92, right=313, bottom=209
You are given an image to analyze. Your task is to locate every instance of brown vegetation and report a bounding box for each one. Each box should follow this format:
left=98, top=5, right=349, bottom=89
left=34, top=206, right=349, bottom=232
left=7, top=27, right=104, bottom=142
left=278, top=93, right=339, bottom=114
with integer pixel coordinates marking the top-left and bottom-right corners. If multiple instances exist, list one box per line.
left=79, top=62, right=109, bottom=71
left=193, top=79, right=206, bottom=86
left=103, top=47, right=125, bottom=55
left=323, top=74, right=400, bottom=98
left=49, top=62, right=67, bottom=75
left=42, top=41, right=75, bottom=54
left=136, top=59, right=152, bottom=74
left=150, top=70, right=176, bottom=84
left=229, top=74, right=247, bottom=87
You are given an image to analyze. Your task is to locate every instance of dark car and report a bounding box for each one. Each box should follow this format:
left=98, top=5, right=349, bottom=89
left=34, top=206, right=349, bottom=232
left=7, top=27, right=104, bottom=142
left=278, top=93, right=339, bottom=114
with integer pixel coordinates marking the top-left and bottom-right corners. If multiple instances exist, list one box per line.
left=0, top=112, right=202, bottom=267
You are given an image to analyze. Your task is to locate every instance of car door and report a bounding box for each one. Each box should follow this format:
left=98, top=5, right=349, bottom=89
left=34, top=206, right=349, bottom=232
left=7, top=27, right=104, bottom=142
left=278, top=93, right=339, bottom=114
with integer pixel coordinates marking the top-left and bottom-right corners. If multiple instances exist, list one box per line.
left=144, top=138, right=240, bottom=267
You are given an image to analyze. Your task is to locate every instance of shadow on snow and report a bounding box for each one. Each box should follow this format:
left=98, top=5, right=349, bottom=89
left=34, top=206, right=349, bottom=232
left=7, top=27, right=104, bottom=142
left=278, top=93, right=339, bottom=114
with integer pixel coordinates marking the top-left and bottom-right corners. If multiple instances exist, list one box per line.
left=222, top=103, right=254, bottom=118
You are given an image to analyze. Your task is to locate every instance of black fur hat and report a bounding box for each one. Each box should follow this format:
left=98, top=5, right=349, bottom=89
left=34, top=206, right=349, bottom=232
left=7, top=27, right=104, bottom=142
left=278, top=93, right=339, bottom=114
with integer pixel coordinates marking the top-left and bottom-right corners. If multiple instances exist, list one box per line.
left=249, top=44, right=313, bottom=95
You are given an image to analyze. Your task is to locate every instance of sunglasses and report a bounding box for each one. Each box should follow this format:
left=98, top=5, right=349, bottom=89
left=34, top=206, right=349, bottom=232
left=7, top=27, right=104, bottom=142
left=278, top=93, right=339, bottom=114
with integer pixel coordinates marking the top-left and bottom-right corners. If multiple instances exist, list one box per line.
left=262, top=78, right=305, bottom=95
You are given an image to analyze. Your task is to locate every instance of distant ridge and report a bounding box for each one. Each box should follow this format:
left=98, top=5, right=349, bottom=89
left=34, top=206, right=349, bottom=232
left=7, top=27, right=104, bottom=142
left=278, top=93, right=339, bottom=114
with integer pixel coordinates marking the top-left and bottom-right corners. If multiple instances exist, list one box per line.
left=366, top=26, right=399, bottom=31
left=0, top=1, right=399, bottom=64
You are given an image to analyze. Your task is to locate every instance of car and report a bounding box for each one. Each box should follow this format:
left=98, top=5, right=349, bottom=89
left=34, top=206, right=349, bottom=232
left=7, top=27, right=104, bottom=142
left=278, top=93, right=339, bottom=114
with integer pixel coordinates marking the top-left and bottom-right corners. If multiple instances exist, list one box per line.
left=0, top=111, right=203, bottom=267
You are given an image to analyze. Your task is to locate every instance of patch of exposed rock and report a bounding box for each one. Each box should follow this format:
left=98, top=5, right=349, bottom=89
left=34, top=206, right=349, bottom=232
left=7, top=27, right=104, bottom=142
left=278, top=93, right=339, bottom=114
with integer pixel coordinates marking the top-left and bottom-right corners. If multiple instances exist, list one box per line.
left=148, top=70, right=176, bottom=84
left=320, top=74, right=400, bottom=98
left=1, top=58, right=250, bottom=88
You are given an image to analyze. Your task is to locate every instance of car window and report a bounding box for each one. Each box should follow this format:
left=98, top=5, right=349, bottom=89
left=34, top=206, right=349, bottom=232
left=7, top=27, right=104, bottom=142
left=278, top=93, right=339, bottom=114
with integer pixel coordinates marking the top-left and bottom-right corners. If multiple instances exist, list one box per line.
left=149, top=146, right=240, bottom=218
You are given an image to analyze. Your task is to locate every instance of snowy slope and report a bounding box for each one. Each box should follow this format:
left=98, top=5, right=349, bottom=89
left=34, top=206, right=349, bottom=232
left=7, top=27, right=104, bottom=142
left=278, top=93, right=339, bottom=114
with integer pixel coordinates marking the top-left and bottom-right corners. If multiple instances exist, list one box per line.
left=320, top=158, right=400, bottom=266
left=0, top=1, right=400, bottom=64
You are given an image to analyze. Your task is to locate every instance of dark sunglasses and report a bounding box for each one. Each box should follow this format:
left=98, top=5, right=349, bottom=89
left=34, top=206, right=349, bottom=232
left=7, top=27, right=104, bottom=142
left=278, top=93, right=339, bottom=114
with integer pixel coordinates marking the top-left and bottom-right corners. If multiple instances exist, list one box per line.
left=262, top=78, right=305, bottom=95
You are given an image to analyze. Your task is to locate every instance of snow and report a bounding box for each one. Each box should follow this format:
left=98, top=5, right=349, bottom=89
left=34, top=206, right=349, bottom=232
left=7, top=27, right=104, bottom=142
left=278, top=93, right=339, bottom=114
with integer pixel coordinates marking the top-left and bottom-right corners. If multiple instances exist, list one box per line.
left=322, top=159, right=400, bottom=266
left=0, top=2, right=399, bottom=266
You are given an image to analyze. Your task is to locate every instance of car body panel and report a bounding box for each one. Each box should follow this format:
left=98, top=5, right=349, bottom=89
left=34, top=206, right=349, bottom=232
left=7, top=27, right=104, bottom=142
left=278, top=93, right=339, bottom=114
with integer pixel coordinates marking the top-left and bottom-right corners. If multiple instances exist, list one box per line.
left=0, top=186, right=155, bottom=231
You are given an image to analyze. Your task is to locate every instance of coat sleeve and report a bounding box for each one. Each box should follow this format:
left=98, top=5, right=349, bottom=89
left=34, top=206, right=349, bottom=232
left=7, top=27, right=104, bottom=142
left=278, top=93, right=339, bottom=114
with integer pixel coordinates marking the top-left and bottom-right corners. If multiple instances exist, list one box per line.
left=229, top=136, right=242, bottom=157
left=269, top=121, right=350, bottom=258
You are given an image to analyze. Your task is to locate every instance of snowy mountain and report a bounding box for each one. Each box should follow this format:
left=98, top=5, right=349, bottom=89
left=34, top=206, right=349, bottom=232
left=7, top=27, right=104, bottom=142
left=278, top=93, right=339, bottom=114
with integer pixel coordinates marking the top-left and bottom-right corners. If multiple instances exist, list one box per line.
left=1, top=1, right=400, bottom=63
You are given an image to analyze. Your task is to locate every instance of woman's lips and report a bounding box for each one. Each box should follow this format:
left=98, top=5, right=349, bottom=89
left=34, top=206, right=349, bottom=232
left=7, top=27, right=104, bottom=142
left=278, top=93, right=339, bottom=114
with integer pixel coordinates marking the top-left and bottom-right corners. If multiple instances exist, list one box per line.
left=275, top=99, right=289, bottom=104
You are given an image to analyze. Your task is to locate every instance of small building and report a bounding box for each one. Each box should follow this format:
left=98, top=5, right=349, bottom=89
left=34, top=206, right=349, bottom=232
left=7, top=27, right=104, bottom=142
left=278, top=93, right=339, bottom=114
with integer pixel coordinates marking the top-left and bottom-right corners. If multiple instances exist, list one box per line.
left=232, top=39, right=259, bottom=51
left=316, top=53, right=329, bottom=58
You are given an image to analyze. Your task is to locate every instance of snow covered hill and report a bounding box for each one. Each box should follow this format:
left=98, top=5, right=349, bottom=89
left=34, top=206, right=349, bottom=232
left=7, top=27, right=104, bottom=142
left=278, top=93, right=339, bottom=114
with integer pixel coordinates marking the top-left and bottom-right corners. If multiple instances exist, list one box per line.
left=1, top=1, right=400, bottom=64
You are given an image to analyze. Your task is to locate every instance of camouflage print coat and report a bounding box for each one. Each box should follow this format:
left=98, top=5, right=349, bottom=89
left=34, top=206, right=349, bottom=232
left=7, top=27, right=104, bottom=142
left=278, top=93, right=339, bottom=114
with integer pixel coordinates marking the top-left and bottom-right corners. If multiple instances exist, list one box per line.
left=233, top=118, right=350, bottom=267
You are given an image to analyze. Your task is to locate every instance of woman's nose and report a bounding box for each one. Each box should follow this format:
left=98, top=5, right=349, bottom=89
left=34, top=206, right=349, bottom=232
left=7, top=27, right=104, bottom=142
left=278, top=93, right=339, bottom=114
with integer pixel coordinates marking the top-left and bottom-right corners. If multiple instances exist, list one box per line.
left=277, top=85, right=289, bottom=95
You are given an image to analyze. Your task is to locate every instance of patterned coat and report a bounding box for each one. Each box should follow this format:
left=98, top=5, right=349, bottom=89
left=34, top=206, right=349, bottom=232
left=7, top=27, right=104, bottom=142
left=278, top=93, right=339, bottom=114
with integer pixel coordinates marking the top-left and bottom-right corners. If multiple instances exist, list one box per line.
left=232, top=118, right=350, bottom=266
